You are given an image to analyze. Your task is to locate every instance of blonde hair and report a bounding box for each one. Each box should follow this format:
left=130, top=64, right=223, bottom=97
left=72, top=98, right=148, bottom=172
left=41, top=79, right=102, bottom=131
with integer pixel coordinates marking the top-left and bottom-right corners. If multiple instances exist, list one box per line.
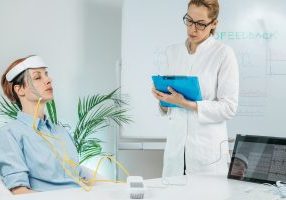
left=188, top=0, right=219, bottom=35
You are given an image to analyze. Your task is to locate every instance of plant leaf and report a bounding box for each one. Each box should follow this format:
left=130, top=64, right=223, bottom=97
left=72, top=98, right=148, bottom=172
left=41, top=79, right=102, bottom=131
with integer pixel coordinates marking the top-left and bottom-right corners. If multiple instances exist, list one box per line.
left=46, top=100, right=58, bottom=124
left=73, top=89, right=132, bottom=162
left=0, top=96, right=19, bottom=119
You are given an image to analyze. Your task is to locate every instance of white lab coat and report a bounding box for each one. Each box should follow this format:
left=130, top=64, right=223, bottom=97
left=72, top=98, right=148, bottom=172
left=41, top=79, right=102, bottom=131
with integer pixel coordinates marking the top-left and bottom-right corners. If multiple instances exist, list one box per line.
left=161, top=36, right=239, bottom=177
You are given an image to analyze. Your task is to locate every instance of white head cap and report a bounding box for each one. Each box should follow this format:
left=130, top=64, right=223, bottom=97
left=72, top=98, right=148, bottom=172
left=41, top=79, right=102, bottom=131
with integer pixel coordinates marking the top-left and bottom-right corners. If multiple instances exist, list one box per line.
left=6, top=56, right=47, bottom=82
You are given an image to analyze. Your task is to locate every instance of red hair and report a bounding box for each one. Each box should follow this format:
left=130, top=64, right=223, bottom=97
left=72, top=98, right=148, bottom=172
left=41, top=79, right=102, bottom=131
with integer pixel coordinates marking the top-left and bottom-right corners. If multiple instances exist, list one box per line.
left=1, top=56, right=30, bottom=109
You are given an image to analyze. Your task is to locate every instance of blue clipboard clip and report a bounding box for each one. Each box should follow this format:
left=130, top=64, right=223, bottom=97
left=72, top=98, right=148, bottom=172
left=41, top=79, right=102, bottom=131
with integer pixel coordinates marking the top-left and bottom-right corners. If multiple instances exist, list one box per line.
left=152, top=75, right=202, bottom=107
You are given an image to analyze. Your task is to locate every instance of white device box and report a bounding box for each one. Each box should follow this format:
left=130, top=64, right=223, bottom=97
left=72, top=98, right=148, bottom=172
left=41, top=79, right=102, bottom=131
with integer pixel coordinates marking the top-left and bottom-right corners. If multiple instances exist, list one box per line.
left=127, top=176, right=145, bottom=199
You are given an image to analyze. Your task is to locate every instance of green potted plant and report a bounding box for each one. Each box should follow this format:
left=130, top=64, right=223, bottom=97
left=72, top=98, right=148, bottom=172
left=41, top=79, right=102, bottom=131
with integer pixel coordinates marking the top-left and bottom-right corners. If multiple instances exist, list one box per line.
left=0, top=88, right=131, bottom=164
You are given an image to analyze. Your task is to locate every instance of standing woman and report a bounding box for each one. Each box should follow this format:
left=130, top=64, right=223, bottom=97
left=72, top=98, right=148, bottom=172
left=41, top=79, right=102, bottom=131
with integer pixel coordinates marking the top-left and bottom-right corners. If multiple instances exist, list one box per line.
left=152, top=0, right=239, bottom=177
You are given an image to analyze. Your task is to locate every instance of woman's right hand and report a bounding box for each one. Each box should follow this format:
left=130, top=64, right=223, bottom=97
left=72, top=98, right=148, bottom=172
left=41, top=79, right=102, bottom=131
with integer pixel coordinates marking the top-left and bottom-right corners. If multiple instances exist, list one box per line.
left=152, top=87, right=168, bottom=113
left=152, top=86, right=165, bottom=101
left=152, top=86, right=185, bottom=106
left=152, top=86, right=197, bottom=111
left=11, top=186, right=34, bottom=195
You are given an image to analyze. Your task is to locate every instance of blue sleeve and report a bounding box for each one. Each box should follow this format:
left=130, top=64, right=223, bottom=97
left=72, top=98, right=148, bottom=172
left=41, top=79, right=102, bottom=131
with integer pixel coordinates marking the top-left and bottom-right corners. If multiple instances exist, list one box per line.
left=0, top=128, right=30, bottom=190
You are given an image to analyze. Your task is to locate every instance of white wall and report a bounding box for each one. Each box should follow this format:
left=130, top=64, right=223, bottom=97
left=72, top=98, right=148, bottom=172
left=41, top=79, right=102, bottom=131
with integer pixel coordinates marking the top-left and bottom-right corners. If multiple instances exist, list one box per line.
left=0, top=0, right=163, bottom=182
left=121, top=0, right=286, bottom=139
left=78, top=0, right=123, bottom=179
left=0, top=0, right=122, bottom=178
left=117, top=150, right=164, bottom=179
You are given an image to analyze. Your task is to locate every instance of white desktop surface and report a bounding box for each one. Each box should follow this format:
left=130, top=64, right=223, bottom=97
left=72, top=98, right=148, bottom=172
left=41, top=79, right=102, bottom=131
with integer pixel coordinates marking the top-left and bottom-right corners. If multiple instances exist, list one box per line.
left=1, top=175, right=282, bottom=200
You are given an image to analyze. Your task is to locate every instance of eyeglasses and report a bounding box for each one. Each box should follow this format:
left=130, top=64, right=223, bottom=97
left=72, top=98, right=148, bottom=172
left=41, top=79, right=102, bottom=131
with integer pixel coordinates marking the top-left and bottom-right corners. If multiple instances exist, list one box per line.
left=183, top=14, right=215, bottom=31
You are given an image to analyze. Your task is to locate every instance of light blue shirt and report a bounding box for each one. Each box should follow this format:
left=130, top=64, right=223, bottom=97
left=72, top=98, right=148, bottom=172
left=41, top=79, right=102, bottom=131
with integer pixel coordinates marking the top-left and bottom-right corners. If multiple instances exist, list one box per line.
left=0, top=112, right=83, bottom=191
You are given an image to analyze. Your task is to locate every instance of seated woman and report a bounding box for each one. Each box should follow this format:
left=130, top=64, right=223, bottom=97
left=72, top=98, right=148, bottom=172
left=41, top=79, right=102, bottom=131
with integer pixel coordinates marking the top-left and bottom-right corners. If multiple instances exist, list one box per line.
left=0, top=55, right=93, bottom=194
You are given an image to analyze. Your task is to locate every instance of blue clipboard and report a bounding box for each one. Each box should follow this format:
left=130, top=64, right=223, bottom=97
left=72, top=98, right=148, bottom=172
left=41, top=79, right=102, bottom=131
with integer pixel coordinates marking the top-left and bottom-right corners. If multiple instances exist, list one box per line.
left=152, top=75, right=202, bottom=107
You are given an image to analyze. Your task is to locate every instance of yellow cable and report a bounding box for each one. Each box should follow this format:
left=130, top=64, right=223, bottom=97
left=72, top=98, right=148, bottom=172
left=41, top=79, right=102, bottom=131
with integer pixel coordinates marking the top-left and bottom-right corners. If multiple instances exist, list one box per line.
left=32, top=98, right=130, bottom=191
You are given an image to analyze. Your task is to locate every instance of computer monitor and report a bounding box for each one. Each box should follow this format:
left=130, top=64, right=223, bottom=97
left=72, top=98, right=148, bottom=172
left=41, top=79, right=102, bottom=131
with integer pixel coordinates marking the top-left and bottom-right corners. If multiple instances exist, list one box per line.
left=228, top=134, right=286, bottom=184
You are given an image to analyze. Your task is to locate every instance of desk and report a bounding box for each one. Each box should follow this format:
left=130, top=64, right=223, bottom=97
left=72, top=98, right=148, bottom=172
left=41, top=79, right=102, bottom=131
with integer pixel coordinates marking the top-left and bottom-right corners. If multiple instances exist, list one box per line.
left=1, top=175, right=283, bottom=200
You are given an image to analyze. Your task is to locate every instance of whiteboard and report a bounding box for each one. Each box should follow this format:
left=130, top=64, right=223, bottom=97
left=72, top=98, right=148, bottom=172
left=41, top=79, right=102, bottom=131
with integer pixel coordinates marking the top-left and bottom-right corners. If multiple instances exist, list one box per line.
left=121, top=0, right=286, bottom=139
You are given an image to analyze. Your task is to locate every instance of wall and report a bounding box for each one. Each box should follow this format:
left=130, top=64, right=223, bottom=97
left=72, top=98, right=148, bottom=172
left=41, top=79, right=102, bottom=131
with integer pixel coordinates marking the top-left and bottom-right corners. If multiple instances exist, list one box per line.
left=0, top=0, right=122, bottom=179
left=121, top=0, right=286, bottom=140
left=119, top=0, right=286, bottom=179
left=117, top=150, right=164, bottom=180
left=0, top=0, right=164, bottom=181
